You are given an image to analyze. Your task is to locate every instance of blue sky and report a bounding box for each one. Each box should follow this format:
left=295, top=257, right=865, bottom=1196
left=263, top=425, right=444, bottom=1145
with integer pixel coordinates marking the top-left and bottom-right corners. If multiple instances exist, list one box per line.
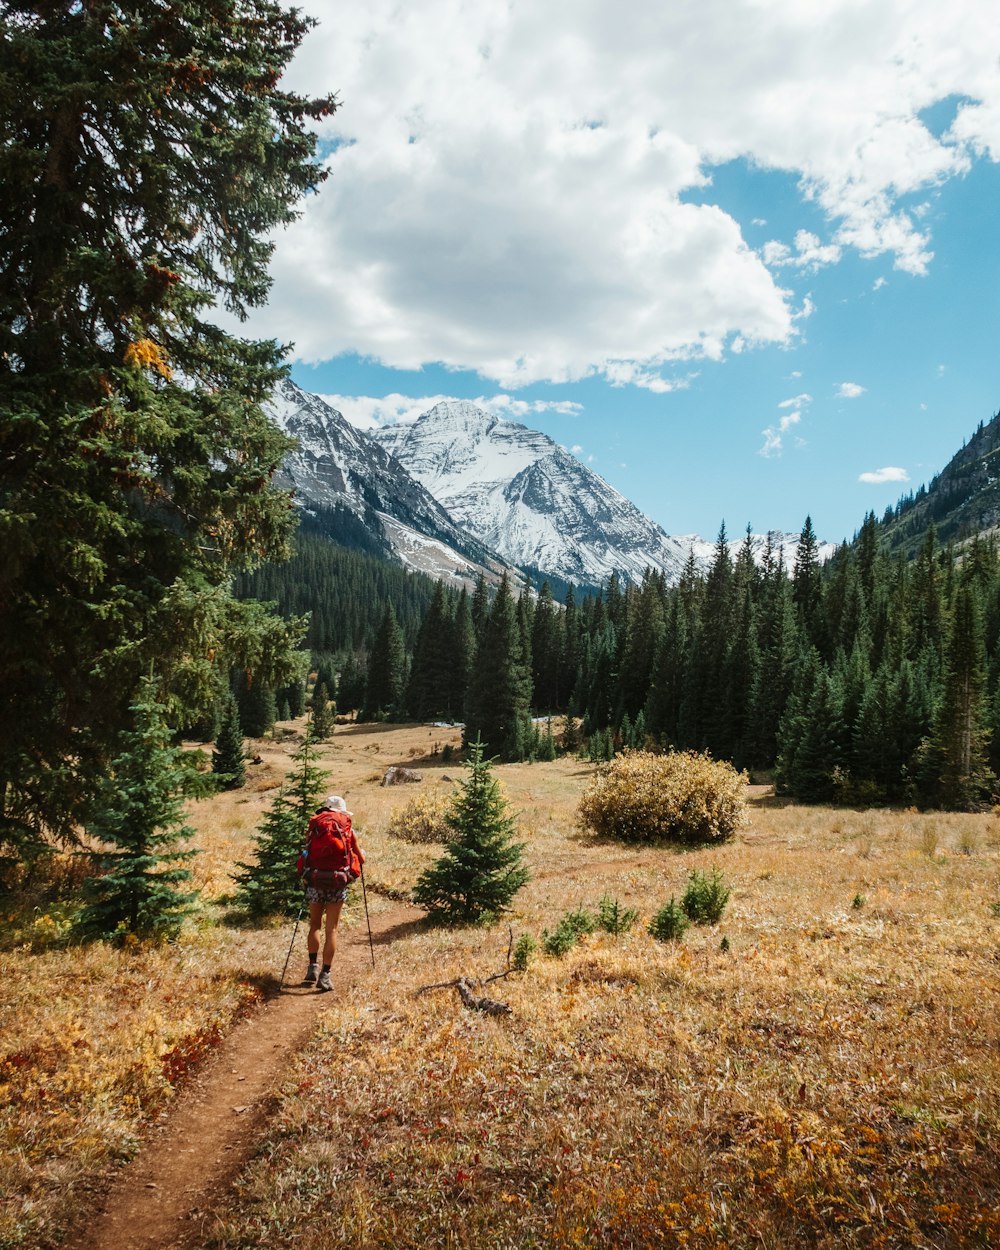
left=246, top=0, right=1000, bottom=545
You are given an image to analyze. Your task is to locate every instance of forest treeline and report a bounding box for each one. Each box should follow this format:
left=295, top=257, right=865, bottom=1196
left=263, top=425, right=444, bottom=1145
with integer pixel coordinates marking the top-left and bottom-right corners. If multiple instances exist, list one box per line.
left=238, top=510, right=1000, bottom=810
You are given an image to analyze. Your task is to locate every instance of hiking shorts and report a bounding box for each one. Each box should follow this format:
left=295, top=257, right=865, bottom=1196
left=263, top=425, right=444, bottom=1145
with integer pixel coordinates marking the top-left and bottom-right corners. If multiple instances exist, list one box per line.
left=306, top=882, right=349, bottom=906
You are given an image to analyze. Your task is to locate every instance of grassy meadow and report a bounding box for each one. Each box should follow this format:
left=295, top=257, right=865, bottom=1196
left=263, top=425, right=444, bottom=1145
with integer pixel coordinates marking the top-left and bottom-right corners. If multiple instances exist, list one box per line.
left=3, top=720, right=1000, bottom=1248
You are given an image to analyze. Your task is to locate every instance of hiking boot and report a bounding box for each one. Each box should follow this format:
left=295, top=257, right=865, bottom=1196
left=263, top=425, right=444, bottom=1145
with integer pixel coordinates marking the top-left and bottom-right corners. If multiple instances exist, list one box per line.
left=303, top=963, right=318, bottom=984
left=316, top=969, right=332, bottom=992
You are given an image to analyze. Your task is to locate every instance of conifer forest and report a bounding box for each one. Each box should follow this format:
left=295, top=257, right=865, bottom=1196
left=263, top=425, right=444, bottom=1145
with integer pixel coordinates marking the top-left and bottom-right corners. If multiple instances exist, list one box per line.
left=244, top=510, right=1000, bottom=811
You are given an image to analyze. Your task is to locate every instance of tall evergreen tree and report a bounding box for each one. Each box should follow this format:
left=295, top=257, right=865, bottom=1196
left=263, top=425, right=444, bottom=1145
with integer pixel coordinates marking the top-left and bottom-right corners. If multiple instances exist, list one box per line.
left=449, top=588, right=476, bottom=722
left=212, top=692, right=246, bottom=790
left=336, top=652, right=367, bottom=715
left=407, top=581, right=454, bottom=721
left=0, top=3, right=331, bottom=853
left=930, top=580, right=993, bottom=808
left=232, top=729, right=329, bottom=918
left=310, top=681, right=333, bottom=740
left=73, top=678, right=199, bottom=942
left=363, top=606, right=406, bottom=719
left=793, top=515, right=825, bottom=651
left=464, top=574, right=533, bottom=760
left=619, top=572, right=665, bottom=720
left=531, top=582, right=562, bottom=713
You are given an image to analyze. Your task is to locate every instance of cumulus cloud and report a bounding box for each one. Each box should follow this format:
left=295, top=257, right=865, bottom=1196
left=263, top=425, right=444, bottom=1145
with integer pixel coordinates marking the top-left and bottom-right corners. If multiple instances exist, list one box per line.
left=252, top=0, right=1000, bottom=387
left=837, top=382, right=866, bottom=398
left=859, top=466, right=910, bottom=483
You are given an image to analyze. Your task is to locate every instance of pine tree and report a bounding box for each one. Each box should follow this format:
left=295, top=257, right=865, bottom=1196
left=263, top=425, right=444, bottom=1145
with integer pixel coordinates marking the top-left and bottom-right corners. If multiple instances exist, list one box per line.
left=531, top=582, right=562, bottom=713
left=0, top=4, right=332, bottom=852
left=619, top=572, right=665, bottom=720
left=336, top=652, right=367, bottom=715
left=412, top=737, right=529, bottom=925
left=73, top=678, right=199, bottom=943
left=449, top=588, right=476, bottom=722
left=239, top=676, right=276, bottom=739
left=464, top=575, right=533, bottom=760
left=931, top=580, right=993, bottom=808
left=793, top=516, right=825, bottom=651
left=407, top=581, right=454, bottom=721
left=310, top=682, right=333, bottom=741
left=232, top=730, right=329, bottom=918
left=784, top=669, right=845, bottom=802
left=212, top=692, right=246, bottom=790
left=286, top=677, right=306, bottom=720
left=363, top=606, right=406, bottom=719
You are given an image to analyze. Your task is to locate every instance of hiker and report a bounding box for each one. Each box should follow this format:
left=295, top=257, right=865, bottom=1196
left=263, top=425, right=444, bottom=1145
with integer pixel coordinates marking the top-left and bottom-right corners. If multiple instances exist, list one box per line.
left=300, top=795, right=364, bottom=991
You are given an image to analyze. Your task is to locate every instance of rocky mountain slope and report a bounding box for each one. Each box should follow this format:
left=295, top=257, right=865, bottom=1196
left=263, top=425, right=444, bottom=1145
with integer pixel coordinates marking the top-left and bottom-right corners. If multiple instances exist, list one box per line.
left=372, top=401, right=833, bottom=585
left=878, top=408, right=1000, bottom=557
left=264, top=380, right=507, bottom=583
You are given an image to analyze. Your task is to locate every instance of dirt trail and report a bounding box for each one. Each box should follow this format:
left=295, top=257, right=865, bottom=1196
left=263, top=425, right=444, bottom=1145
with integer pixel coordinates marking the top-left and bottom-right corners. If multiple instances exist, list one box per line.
left=65, top=903, right=422, bottom=1250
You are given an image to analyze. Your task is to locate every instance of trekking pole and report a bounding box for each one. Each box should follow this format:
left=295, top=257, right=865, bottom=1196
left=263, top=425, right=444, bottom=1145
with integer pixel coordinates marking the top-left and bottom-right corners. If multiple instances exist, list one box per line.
left=360, top=864, right=376, bottom=969
left=279, top=895, right=306, bottom=990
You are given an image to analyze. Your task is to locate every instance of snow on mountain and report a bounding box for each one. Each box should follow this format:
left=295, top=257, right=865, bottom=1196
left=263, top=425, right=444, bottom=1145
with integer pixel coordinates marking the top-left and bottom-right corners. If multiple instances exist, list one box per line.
left=264, top=380, right=507, bottom=583
left=373, top=401, right=836, bottom=586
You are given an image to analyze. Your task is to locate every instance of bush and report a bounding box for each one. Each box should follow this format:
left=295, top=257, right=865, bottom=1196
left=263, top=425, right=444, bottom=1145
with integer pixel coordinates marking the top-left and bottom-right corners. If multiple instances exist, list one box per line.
left=598, top=894, right=638, bottom=934
left=386, top=792, right=452, bottom=844
left=648, top=897, right=690, bottom=942
left=578, top=749, right=747, bottom=845
left=681, top=868, right=730, bottom=924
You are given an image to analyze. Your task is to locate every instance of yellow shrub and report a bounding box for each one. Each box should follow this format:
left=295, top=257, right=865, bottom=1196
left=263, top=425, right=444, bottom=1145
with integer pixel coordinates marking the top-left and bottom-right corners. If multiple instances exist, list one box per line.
left=578, top=749, right=748, bottom=844
left=385, top=792, right=453, bottom=844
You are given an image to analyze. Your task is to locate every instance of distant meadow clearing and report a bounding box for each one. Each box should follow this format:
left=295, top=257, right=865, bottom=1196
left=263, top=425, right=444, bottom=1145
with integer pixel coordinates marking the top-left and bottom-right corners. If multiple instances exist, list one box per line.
left=3, top=720, right=999, bottom=1249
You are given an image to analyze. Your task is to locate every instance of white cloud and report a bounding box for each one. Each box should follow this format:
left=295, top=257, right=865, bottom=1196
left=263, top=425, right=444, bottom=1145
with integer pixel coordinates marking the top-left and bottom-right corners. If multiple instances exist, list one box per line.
left=253, top=0, right=1000, bottom=387
left=760, top=395, right=807, bottom=457
left=321, top=391, right=584, bottom=430
left=873, top=277, right=887, bottom=290
left=859, top=466, right=910, bottom=484
left=837, top=381, right=866, bottom=398
left=763, top=230, right=842, bottom=272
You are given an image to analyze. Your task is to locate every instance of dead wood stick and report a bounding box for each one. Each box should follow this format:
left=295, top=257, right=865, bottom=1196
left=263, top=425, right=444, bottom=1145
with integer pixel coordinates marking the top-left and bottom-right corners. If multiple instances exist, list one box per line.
left=416, top=975, right=513, bottom=1016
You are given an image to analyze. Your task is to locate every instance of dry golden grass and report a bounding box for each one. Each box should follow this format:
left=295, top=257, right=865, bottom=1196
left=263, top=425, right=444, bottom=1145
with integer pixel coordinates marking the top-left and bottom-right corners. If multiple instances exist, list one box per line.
left=208, top=735, right=999, bottom=1250
left=4, top=721, right=1000, bottom=1249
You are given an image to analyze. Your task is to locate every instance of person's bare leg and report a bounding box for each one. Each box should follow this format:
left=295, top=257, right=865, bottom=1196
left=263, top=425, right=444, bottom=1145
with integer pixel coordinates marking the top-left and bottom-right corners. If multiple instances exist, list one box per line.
left=322, top=900, right=344, bottom=966
left=307, top=900, right=325, bottom=960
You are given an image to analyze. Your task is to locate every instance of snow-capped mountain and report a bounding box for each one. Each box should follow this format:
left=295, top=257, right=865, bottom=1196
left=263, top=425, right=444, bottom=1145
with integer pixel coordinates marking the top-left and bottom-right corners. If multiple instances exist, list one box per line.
left=264, top=380, right=507, bottom=583
left=372, top=401, right=835, bottom=586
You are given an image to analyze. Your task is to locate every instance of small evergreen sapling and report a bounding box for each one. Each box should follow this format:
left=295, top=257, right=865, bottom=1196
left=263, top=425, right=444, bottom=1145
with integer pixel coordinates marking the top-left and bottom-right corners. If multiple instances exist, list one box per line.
left=73, top=679, right=200, bottom=944
left=212, top=692, right=246, bottom=790
left=681, top=868, right=730, bottom=924
left=232, top=728, right=328, bottom=918
left=512, top=933, right=537, bottom=971
left=598, top=894, right=639, bottom=934
left=648, top=898, right=690, bottom=942
left=413, top=737, right=529, bottom=925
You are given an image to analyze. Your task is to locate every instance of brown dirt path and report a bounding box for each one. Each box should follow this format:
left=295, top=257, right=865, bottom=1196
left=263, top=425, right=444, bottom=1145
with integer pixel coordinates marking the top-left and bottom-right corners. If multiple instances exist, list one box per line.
left=63, top=903, right=423, bottom=1250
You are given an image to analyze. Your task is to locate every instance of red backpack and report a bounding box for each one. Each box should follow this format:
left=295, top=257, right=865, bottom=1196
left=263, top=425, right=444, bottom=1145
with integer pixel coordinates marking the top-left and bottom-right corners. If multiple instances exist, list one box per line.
left=300, top=809, right=361, bottom=884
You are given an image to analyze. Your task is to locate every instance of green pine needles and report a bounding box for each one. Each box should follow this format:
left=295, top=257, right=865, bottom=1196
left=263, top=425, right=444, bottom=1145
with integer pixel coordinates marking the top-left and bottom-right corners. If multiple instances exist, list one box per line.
left=73, top=679, right=200, bottom=944
left=232, top=728, right=329, bottom=919
left=413, top=737, right=529, bottom=925
left=212, top=692, right=246, bottom=790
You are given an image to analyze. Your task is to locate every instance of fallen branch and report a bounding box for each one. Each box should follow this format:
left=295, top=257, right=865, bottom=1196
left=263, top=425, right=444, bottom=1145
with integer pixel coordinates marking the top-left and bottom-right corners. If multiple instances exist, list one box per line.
left=416, top=976, right=512, bottom=1015
left=416, top=930, right=516, bottom=1015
